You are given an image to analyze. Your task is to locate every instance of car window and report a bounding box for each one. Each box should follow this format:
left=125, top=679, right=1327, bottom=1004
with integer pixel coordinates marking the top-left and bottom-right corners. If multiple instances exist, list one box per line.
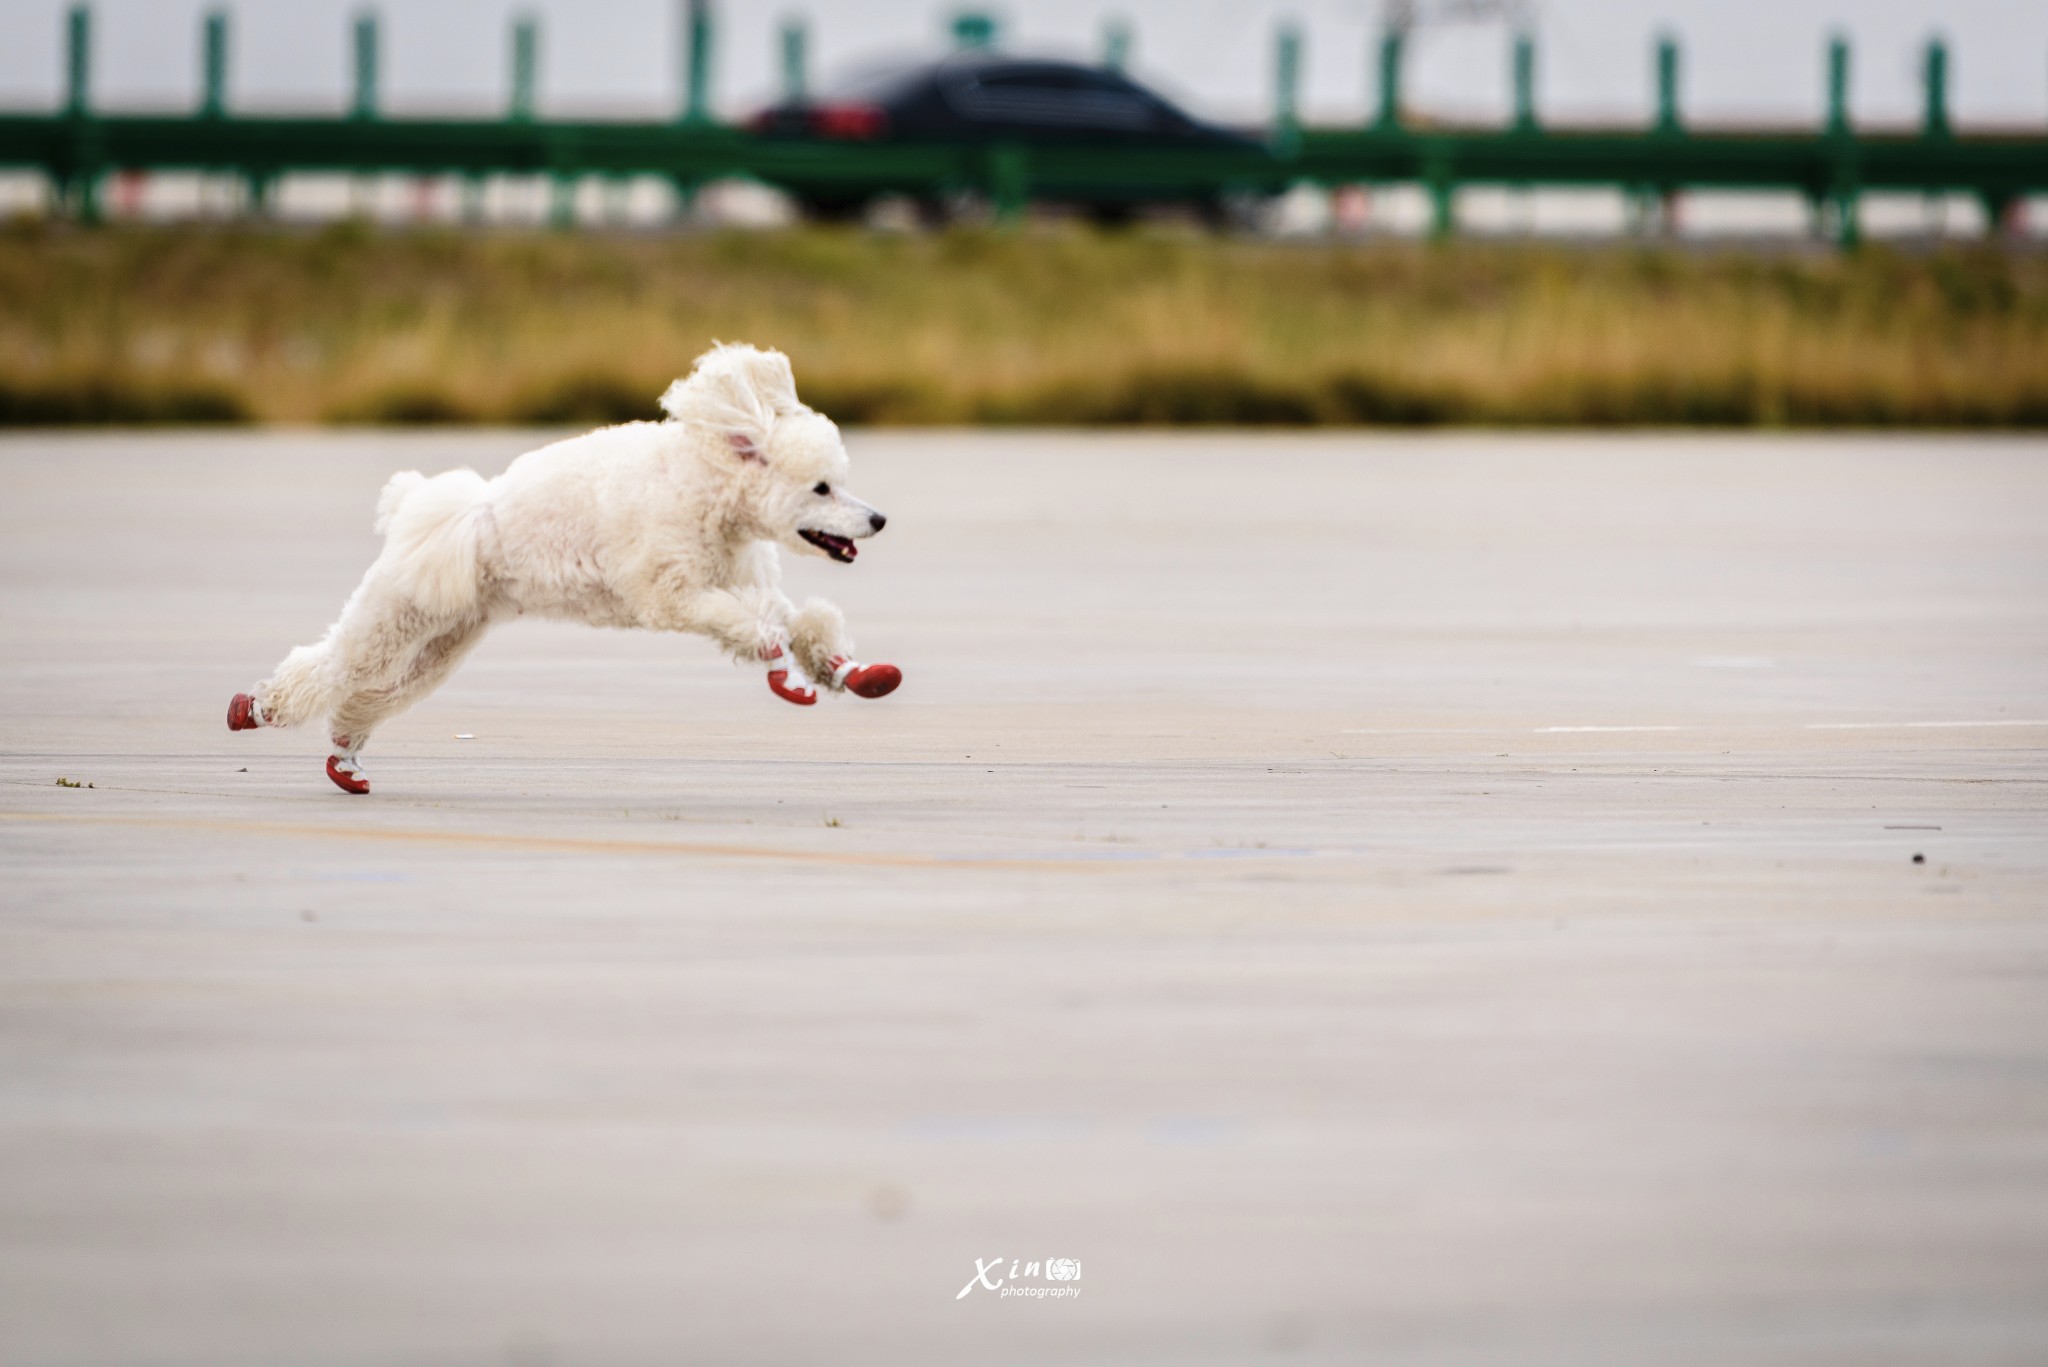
left=977, top=67, right=1087, bottom=91
left=821, top=62, right=924, bottom=103
left=946, top=64, right=1163, bottom=131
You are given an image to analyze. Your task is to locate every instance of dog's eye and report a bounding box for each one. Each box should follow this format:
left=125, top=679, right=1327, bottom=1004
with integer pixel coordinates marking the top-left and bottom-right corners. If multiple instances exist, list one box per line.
left=812, top=482, right=831, bottom=496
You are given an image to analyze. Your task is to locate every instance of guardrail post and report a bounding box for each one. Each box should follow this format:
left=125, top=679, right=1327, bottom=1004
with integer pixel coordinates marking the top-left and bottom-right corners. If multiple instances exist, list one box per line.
left=352, top=11, right=379, bottom=119
left=1512, top=30, right=1537, bottom=131
left=1922, top=37, right=1949, bottom=137
left=682, top=0, right=712, bottom=123
left=1655, top=33, right=1680, bottom=132
left=1980, top=191, right=2016, bottom=240
left=1823, top=36, right=1859, bottom=248
left=989, top=141, right=1028, bottom=224
left=1375, top=26, right=1404, bottom=128
left=1102, top=18, right=1131, bottom=72
left=201, top=11, right=228, bottom=117
left=61, top=4, right=101, bottom=221
left=65, top=3, right=90, bottom=116
left=196, top=10, right=227, bottom=220
left=779, top=17, right=807, bottom=102
left=1426, top=155, right=1455, bottom=240
left=1274, top=23, right=1301, bottom=152
left=1825, top=34, right=1849, bottom=135
left=510, top=15, right=538, bottom=121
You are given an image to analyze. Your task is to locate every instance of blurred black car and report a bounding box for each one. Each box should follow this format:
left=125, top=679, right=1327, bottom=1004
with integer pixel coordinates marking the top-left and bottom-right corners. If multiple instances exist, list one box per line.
left=749, top=53, right=1271, bottom=224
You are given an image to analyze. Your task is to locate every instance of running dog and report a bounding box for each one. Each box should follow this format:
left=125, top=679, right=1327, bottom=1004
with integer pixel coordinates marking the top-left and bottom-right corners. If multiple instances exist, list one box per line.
left=228, top=343, right=900, bottom=794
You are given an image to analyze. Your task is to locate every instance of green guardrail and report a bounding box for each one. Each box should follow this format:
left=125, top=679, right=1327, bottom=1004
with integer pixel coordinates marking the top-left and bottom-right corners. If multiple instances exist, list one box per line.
left=3, top=3, right=2045, bottom=246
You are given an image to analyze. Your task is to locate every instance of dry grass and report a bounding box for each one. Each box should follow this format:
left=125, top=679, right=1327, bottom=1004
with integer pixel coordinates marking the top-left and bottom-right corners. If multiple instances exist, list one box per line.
left=2, top=218, right=2045, bottom=426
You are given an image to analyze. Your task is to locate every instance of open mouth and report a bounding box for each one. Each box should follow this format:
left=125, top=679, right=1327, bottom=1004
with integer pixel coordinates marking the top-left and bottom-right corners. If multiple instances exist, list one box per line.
left=798, top=529, right=858, bottom=563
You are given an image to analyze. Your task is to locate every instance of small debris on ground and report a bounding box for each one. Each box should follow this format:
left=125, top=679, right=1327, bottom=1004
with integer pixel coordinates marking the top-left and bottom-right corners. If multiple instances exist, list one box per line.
left=1912, top=853, right=1926, bottom=864
left=455, top=733, right=475, bottom=740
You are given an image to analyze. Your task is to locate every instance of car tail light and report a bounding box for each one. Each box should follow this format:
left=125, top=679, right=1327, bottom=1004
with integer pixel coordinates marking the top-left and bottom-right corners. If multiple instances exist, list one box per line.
left=809, top=104, right=888, bottom=140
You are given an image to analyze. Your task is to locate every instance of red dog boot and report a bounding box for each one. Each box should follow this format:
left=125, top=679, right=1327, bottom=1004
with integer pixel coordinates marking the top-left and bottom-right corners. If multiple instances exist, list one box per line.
left=325, top=740, right=370, bottom=795
left=762, top=644, right=816, bottom=706
left=227, top=692, right=266, bottom=731
left=830, top=656, right=902, bottom=699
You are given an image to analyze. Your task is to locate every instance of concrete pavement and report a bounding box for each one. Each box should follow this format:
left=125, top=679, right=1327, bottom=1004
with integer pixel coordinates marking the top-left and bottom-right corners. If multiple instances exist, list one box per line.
left=2, top=430, right=2046, bottom=1365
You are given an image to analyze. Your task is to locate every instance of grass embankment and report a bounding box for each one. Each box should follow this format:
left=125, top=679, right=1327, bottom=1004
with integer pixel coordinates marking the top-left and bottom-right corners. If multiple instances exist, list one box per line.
left=2, top=219, right=2045, bottom=426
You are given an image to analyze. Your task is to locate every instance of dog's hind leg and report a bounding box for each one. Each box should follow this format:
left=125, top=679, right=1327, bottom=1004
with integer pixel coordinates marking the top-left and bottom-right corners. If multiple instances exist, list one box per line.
left=231, top=634, right=333, bottom=731
left=233, top=465, right=490, bottom=787
left=321, top=615, right=491, bottom=795
left=234, top=571, right=424, bottom=733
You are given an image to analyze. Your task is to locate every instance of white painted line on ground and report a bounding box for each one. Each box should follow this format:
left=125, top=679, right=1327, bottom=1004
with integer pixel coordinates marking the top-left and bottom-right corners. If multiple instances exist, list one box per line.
left=1805, top=720, right=2048, bottom=730
left=1338, top=724, right=1694, bottom=737
left=1534, top=725, right=1687, bottom=734
left=1341, top=719, right=2048, bottom=736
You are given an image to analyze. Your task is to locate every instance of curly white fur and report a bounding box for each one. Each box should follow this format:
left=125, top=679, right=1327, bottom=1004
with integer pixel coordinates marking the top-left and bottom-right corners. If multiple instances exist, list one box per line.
left=246, top=342, right=885, bottom=756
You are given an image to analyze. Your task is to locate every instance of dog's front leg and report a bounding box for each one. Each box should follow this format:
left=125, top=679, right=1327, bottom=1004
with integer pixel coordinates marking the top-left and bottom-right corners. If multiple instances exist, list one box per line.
left=664, top=585, right=785, bottom=658
left=663, top=586, right=816, bottom=706
left=787, top=596, right=902, bottom=699
left=786, top=598, right=851, bottom=687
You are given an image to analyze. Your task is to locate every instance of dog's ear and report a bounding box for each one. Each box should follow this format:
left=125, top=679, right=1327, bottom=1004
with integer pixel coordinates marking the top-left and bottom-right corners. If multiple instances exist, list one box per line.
left=661, top=343, right=802, bottom=462
left=719, top=346, right=799, bottom=412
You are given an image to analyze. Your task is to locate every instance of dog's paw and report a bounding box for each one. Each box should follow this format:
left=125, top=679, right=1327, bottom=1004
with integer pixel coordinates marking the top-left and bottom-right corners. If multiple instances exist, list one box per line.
left=767, top=670, right=817, bottom=706
left=762, top=645, right=817, bottom=706
left=831, top=657, right=901, bottom=699
left=227, top=692, right=264, bottom=731
left=325, top=754, right=370, bottom=795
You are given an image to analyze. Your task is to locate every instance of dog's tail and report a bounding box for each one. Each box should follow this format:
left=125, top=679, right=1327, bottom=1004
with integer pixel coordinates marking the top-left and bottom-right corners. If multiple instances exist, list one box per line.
left=373, top=468, right=491, bottom=618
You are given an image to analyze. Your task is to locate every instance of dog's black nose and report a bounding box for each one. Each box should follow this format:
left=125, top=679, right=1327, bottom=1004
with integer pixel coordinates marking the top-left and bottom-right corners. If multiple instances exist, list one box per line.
left=869, top=512, right=887, bottom=532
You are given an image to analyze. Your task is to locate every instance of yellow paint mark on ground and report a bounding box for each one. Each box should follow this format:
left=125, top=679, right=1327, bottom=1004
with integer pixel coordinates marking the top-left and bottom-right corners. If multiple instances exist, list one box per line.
left=0, top=808, right=1124, bottom=874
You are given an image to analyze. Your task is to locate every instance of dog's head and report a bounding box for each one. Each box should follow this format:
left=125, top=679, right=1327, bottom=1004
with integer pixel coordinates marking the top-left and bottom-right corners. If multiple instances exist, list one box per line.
left=660, top=343, right=886, bottom=564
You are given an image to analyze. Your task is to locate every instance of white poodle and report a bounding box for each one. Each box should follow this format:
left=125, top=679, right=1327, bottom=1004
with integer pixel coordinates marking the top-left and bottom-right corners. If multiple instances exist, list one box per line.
left=227, top=343, right=900, bottom=794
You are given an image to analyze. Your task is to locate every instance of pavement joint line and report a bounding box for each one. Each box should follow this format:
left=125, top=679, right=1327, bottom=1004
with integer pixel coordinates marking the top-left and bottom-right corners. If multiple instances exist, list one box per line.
left=0, top=810, right=1336, bottom=873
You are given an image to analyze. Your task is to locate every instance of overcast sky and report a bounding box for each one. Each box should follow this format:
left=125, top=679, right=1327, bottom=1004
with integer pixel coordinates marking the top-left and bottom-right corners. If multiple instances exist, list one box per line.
left=1, top=0, right=2043, bottom=129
